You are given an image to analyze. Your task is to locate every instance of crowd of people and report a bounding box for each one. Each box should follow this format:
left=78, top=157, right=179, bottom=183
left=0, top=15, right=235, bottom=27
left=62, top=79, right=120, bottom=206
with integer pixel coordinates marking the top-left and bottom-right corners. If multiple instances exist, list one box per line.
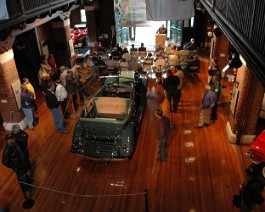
left=2, top=38, right=231, bottom=208
left=17, top=39, right=213, bottom=156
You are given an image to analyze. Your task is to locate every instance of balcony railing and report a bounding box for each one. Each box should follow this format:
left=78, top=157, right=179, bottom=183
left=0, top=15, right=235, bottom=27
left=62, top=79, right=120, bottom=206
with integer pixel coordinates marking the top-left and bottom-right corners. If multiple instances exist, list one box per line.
left=201, top=0, right=265, bottom=86
left=0, top=0, right=81, bottom=32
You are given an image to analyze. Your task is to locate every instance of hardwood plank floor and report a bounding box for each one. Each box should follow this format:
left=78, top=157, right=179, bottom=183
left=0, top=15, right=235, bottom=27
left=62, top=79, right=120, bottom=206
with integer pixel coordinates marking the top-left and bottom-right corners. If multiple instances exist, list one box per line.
left=0, top=51, right=263, bottom=211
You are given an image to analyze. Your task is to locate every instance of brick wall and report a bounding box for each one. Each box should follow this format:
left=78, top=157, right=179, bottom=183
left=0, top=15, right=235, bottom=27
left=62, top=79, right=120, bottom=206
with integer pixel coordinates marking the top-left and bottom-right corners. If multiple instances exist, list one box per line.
left=0, top=49, right=24, bottom=124
left=213, top=31, right=229, bottom=71
left=228, top=64, right=264, bottom=135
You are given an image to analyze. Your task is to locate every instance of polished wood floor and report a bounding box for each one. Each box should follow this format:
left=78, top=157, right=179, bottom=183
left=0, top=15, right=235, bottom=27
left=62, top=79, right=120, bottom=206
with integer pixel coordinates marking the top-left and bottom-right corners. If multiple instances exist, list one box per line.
left=0, top=51, right=264, bottom=212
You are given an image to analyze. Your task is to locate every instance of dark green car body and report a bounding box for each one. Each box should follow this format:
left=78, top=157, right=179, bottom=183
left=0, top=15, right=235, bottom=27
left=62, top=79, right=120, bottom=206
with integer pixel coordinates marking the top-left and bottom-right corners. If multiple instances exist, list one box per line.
left=71, top=71, right=148, bottom=159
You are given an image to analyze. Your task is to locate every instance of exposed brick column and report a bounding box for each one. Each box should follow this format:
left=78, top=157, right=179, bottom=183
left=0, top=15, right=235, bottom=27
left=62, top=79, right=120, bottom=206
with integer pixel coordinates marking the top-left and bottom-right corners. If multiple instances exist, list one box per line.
left=226, top=62, right=264, bottom=144
left=212, top=28, right=230, bottom=71
left=51, top=18, right=73, bottom=67
left=0, top=49, right=26, bottom=131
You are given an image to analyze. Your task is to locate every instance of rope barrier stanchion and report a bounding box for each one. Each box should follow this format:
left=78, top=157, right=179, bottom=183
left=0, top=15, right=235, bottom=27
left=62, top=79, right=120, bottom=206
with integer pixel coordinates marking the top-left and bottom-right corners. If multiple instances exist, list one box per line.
left=144, top=188, right=149, bottom=212
left=20, top=184, right=35, bottom=209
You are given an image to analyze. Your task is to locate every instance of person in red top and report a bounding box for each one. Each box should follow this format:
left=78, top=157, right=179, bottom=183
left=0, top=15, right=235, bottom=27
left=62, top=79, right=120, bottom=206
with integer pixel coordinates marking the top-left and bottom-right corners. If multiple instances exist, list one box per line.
left=155, top=109, right=170, bottom=161
left=47, top=54, right=58, bottom=81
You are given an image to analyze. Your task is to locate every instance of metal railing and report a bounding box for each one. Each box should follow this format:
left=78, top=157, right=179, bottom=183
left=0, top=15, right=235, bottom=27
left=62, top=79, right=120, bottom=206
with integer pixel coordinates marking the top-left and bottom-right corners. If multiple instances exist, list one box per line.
left=0, top=0, right=80, bottom=32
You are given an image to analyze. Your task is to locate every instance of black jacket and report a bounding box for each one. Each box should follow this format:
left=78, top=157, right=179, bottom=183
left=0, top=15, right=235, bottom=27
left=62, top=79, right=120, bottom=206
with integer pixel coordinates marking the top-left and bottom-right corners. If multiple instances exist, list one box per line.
left=5, top=131, right=29, bottom=152
left=2, top=142, right=26, bottom=170
left=162, top=75, right=180, bottom=92
left=45, top=90, right=60, bottom=109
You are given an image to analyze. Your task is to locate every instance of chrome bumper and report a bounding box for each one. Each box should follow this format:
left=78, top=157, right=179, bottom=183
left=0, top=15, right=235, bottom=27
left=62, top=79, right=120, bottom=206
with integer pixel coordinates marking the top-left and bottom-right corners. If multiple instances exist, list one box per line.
left=245, top=151, right=261, bottom=165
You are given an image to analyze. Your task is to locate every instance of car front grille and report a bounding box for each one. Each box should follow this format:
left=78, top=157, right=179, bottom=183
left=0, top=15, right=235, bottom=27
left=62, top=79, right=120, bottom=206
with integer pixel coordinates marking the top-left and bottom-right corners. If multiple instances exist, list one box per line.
left=71, top=137, right=119, bottom=158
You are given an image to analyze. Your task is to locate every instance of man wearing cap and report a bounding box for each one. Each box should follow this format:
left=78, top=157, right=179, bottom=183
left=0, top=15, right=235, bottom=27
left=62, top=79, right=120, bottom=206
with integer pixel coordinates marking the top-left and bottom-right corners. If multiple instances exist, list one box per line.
left=155, top=109, right=170, bottom=161
left=195, top=85, right=217, bottom=128
left=5, top=124, right=31, bottom=171
left=2, top=137, right=32, bottom=193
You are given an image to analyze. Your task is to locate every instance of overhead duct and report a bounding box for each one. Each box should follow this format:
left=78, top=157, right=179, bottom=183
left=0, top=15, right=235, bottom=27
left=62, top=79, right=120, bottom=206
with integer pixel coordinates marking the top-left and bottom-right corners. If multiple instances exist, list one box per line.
left=146, top=0, right=195, bottom=21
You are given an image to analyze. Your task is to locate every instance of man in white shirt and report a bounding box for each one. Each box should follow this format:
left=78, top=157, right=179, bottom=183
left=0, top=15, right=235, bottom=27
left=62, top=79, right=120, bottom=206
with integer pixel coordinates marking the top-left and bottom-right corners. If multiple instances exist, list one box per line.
left=122, top=48, right=131, bottom=62
left=154, top=53, right=166, bottom=71
left=154, top=53, right=166, bottom=83
left=59, top=66, right=69, bottom=86
left=55, top=80, right=69, bottom=118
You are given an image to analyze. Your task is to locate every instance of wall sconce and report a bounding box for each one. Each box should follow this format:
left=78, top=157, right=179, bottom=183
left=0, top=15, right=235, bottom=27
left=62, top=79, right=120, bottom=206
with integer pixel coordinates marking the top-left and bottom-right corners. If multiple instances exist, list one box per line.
left=207, top=31, right=213, bottom=37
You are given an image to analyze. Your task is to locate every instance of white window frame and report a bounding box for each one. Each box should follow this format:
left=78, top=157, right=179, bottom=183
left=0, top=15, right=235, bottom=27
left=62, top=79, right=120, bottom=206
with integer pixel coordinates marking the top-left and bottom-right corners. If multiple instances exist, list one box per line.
left=81, top=9, right=86, bottom=23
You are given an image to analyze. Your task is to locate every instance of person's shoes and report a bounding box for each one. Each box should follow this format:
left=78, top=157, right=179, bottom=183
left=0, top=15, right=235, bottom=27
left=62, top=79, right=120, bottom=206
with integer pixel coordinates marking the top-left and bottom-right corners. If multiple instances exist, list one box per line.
left=195, top=125, right=203, bottom=128
left=57, top=130, right=69, bottom=134
left=33, top=118, right=39, bottom=126
left=204, top=123, right=209, bottom=127
left=64, top=114, right=70, bottom=119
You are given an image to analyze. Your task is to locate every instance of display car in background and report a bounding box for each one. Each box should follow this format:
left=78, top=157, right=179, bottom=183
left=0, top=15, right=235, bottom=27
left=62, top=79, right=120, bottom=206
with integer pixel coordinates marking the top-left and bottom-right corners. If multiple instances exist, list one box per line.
left=246, top=130, right=265, bottom=178
left=70, top=24, right=88, bottom=46
left=71, top=71, right=148, bottom=159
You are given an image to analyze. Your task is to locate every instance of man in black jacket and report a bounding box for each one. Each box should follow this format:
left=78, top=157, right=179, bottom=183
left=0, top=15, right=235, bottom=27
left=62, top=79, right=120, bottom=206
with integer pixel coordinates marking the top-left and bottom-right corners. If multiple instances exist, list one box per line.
left=162, top=69, right=180, bottom=112
left=45, top=82, right=68, bottom=134
left=5, top=124, right=31, bottom=171
left=2, top=138, right=32, bottom=192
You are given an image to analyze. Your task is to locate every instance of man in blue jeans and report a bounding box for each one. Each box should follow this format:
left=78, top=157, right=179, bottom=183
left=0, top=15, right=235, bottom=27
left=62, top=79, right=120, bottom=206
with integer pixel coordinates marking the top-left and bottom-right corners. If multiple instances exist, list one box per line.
left=45, top=82, right=68, bottom=134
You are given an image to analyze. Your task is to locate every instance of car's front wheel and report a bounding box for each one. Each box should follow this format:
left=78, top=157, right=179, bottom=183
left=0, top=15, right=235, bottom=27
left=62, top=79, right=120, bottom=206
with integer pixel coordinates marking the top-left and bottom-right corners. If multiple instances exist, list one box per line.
left=259, top=163, right=265, bottom=178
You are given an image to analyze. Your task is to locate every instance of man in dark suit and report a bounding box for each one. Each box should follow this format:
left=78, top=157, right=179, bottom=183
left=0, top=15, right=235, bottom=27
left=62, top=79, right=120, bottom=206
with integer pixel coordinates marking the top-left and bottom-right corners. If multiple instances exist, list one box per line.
left=162, top=69, right=180, bottom=112
left=156, top=24, right=167, bottom=34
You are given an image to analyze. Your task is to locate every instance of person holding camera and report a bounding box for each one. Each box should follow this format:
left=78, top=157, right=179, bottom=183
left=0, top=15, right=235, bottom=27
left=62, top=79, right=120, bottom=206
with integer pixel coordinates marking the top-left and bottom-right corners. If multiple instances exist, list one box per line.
left=2, top=124, right=33, bottom=193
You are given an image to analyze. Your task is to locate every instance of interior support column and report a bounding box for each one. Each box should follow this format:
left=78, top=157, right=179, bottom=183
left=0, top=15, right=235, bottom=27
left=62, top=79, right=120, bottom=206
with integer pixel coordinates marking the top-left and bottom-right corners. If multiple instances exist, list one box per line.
left=51, top=18, right=73, bottom=67
left=0, top=48, right=26, bottom=131
left=212, top=26, right=230, bottom=71
left=226, top=62, right=264, bottom=144
left=85, top=6, right=97, bottom=47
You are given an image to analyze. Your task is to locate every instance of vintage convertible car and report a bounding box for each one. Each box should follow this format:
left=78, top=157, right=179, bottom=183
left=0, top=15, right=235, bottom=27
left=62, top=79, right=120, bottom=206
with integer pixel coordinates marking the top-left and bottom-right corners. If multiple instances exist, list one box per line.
left=70, top=71, right=148, bottom=159
left=246, top=130, right=265, bottom=178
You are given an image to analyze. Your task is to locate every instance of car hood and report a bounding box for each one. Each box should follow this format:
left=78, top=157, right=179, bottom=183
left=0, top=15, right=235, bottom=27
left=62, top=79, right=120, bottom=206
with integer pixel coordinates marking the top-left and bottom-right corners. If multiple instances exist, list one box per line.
left=249, top=130, right=265, bottom=162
